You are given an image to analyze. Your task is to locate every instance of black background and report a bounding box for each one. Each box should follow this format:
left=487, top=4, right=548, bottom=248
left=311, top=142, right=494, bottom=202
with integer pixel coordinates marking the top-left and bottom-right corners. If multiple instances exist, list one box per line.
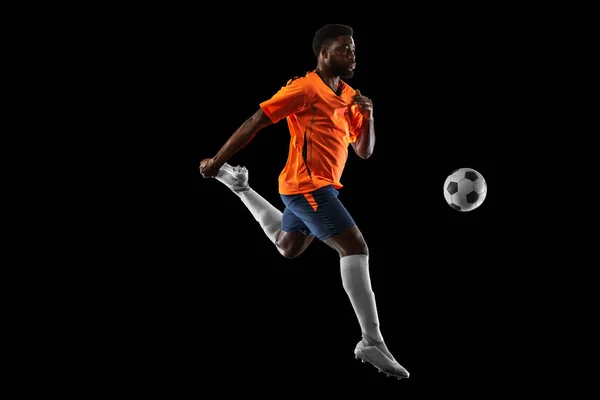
left=187, top=17, right=511, bottom=391
left=104, top=7, right=544, bottom=395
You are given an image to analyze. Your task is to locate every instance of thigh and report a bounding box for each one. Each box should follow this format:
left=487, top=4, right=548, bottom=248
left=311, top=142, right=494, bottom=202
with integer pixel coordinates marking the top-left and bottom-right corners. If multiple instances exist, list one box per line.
left=281, top=185, right=356, bottom=242
left=279, top=199, right=315, bottom=258
left=281, top=206, right=312, bottom=236
left=322, top=224, right=368, bottom=258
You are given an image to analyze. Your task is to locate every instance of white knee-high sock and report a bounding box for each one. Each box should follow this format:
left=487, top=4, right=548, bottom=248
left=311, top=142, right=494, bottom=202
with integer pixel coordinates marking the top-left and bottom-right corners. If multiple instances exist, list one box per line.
left=237, top=188, right=282, bottom=244
left=340, top=254, right=383, bottom=342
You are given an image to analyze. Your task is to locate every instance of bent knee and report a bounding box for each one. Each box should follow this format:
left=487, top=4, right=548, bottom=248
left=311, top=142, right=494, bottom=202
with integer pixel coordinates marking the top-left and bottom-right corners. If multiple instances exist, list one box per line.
left=279, top=248, right=302, bottom=259
left=276, top=242, right=306, bottom=259
left=276, top=230, right=314, bottom=259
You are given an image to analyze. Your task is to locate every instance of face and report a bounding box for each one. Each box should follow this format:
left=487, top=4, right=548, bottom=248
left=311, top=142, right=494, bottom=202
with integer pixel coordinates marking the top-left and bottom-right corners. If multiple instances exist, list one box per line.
left=325, top=35, right=356, bottom=79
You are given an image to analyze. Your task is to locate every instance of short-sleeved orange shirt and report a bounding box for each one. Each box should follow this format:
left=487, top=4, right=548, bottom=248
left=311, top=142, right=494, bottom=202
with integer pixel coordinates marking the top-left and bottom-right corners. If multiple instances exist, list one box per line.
left=259, top=70, right=364, bottom=195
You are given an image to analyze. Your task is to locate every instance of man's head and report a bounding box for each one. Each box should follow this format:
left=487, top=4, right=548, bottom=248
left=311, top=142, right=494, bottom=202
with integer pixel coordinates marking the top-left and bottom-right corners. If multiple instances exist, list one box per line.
left=312, top=23, right=356, bottom=79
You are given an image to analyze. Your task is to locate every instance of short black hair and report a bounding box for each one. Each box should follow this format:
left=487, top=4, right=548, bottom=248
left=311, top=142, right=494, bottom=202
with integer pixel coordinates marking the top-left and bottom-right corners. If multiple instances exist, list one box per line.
left=312, top=23, right=354, bottom=58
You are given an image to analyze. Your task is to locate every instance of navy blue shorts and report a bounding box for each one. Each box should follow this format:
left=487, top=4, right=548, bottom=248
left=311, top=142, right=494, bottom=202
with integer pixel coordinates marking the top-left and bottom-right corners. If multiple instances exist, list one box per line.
left=279, top=185, right=356, bottom=241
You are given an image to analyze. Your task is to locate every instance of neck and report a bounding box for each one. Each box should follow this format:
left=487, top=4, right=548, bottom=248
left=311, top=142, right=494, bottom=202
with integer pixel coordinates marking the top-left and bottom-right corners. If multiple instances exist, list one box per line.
left=316, top=67, right=340, bottom=92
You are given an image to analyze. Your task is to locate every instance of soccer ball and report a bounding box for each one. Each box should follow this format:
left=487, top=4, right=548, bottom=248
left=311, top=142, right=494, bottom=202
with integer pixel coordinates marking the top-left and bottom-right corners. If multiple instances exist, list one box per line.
left=443, top=168, right=487, bottom=212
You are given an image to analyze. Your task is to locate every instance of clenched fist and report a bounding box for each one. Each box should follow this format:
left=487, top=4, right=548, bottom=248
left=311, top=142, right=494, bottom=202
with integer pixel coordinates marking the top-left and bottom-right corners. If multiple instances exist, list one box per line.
left=351, top=89, right=373, bottom=119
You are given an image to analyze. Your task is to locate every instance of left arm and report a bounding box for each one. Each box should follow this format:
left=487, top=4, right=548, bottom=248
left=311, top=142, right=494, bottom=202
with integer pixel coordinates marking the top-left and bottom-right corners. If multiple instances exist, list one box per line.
left=350, top=89, right=375, bottom=159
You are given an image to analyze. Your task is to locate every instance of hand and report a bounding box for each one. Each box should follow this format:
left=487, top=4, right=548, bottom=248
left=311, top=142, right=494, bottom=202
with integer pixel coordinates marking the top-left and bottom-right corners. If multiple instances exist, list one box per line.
left=351, top=89, right=373, bottom=119
left=199, top=158, right=221, bottom=178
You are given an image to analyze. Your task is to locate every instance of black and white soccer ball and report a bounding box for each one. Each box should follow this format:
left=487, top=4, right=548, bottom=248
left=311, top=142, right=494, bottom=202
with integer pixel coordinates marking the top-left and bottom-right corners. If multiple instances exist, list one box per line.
left=443, top=168, right=487, bottom=212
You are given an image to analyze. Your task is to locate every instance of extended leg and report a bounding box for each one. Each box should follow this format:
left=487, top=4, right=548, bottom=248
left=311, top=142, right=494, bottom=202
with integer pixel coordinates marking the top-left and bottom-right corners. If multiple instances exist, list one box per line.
left=340, top=253, right=409, bottom=379
left=325, top=226, right=409, bottom=379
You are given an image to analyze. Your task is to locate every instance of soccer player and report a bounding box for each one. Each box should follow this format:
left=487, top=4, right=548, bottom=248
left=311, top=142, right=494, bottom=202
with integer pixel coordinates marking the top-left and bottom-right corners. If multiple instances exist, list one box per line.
left=199, top=23, right=409, bottom=379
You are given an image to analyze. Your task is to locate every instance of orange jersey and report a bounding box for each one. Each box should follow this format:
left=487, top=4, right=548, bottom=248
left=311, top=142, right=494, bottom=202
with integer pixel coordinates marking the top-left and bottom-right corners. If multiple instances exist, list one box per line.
left=259, top=70, right=364, bottom=195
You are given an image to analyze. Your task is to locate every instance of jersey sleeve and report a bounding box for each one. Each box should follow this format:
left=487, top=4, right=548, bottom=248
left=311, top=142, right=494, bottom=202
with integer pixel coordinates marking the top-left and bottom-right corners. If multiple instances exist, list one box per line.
left=259, top=78, right=311, bottom=124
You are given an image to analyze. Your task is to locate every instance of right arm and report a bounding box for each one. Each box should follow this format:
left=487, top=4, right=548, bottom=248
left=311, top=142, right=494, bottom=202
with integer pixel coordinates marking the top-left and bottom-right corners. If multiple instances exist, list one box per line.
left=199, top=108, right=273, bottom=178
